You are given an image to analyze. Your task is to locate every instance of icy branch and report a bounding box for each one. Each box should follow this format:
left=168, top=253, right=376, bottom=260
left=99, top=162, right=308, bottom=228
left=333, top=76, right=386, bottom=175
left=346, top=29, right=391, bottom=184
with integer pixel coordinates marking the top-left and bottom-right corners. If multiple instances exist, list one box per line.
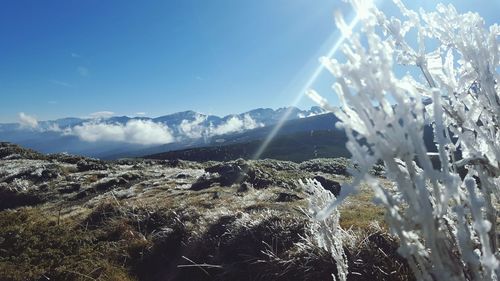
left=310, top=1, right=499, bottom=280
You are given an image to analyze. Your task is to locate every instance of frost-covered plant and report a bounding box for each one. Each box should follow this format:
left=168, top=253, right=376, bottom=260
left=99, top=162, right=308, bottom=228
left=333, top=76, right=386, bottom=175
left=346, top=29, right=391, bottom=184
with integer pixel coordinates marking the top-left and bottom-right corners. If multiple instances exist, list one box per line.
left=300, top=179, right=351, bottom=281
left=308, top=0, right=499, bottom=280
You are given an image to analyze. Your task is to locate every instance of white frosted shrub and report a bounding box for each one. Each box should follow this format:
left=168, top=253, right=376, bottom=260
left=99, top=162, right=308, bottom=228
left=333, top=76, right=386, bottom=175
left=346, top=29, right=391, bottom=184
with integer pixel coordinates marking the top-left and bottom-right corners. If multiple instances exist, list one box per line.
left=300, top=179, right=350, bottom=281
left=308, top=0, right=499, bottom=280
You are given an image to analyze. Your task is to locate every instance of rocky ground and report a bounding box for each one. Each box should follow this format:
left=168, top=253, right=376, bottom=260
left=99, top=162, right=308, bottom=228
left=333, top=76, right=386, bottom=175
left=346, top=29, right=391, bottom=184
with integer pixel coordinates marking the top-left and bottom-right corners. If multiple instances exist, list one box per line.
left=0, top=142, right=412, bottom=281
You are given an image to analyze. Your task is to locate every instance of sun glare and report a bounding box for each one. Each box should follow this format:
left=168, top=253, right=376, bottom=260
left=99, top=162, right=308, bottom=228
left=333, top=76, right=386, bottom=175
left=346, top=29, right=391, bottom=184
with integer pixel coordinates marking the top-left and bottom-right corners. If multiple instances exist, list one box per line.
left=252, top=10, right=363, bottom=160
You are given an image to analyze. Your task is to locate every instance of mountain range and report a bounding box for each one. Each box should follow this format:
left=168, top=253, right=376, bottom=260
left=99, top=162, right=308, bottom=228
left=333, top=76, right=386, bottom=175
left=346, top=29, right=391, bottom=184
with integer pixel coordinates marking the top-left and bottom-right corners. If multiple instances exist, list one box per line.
left=0, top=106, right=339, bottom=160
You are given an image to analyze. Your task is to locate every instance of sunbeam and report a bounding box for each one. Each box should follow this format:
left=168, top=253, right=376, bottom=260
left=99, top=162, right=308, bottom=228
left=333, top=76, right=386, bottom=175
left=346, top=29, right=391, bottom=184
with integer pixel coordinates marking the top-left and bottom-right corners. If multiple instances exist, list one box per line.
left=251, top=12, right=361, bottom=160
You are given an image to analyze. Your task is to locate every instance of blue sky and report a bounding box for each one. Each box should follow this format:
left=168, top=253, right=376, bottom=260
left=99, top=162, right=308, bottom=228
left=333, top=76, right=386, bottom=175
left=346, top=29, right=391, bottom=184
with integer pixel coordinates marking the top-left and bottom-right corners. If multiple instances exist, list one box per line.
left=0, top=0, right=498, bottom=122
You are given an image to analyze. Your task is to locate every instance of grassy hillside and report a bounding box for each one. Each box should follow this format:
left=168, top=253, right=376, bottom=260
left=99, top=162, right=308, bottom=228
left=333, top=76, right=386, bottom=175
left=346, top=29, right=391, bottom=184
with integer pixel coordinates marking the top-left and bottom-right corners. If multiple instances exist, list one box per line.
left=0, top=143, right=412, bottom=281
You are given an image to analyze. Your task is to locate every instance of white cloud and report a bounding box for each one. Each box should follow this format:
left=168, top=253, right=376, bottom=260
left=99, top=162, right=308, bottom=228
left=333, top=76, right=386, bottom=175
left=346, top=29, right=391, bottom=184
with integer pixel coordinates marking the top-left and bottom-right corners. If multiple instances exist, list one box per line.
left=45, top=123, right=66, bottom=133
left=135, top=112, right=147, bottom=116
left=18, top=112, right=38, bottom=129
left=77, top=66, right=89, bottom=76
left=210, top=114, right=262, bottom=136
left=89, top=111, right=115, bottom=119
left=175, top=114, right=263, bottom=140
left=178, top=114, right=207, bottom=139
left=16, top=111, right=262, bottom=144
left=68, top=120, right=175, bottom=145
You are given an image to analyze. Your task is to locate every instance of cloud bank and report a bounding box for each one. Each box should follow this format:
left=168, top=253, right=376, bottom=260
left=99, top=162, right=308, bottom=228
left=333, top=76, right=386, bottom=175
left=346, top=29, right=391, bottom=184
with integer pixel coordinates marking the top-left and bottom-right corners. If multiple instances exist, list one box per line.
left=18, top=112, right=38, bottom=129
left=178, top=114, right=207, bottom=139
left=14, top=112, right=263, bottom=146
left=177, top=114, right=263, bottom=139
left=69, top=120, right=175, bottom=145
left=210, top=114, right=262, bottom=135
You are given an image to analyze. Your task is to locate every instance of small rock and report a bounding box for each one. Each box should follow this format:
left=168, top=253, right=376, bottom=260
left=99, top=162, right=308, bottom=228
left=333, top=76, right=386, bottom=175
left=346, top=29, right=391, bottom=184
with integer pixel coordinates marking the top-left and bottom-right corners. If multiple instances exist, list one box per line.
left=276, top=192, right=302, bottom=202
left=73, top=190, right=88, bottom=200
left=38, top=183, right=49, bottom=191
left=237, top=182, right=252, bottom=193
left=313, top=175, right=341, bottom=196
left=175, top=172, right=190, bottom=179
left=191, top=173, right=218, bottom=191
left=212, top=192, right=220, bottom=199
left=57, top=183, right=81, bottom=194
left=247, top=168, right=275, bottom=189
left=205, top=161, right=249, bottom=186
left=94, top=177, right=128, bottom=192
left=121, top=172, right=141, bottom=181
left=39, top=168, right=59, bottom=182
left=77, top=159, right=108, bottom=172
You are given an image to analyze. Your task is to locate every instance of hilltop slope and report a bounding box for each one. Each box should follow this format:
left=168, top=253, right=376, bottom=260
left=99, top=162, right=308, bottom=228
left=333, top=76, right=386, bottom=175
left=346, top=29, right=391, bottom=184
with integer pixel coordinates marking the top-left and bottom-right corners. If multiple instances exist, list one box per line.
left=0, top=143, right=411, bottom=281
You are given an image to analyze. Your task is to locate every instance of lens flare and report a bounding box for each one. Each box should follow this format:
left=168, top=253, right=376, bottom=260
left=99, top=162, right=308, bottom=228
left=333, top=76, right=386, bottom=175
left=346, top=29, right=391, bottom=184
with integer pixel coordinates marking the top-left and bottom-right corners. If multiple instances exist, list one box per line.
left=251, top=13, right=361, bottom=160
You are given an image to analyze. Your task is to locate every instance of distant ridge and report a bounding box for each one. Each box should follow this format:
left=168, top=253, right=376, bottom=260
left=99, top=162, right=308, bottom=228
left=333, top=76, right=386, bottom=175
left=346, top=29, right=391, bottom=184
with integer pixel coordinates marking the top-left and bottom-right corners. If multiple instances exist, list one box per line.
left=0, top=106, right=329, bottom=158
left=143, top=113, right=349, bottom=162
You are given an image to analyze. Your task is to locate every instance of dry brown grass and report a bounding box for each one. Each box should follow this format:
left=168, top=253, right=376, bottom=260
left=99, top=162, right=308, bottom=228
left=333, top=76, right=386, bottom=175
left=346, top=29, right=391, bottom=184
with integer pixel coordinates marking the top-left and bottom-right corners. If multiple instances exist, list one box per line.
left=339, top=194, right=387, bottom=230
left=0, top=207, right=136, bottom=281
left=335, top=180, right=388, bottom=231
left=0, top=162, right=411, bottom=281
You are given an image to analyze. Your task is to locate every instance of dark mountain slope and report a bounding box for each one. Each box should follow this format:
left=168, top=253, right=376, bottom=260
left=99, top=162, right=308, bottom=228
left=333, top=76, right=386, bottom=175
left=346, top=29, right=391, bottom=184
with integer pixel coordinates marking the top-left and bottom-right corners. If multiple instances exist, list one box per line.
left=145, top=129, right=349, bottom=163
